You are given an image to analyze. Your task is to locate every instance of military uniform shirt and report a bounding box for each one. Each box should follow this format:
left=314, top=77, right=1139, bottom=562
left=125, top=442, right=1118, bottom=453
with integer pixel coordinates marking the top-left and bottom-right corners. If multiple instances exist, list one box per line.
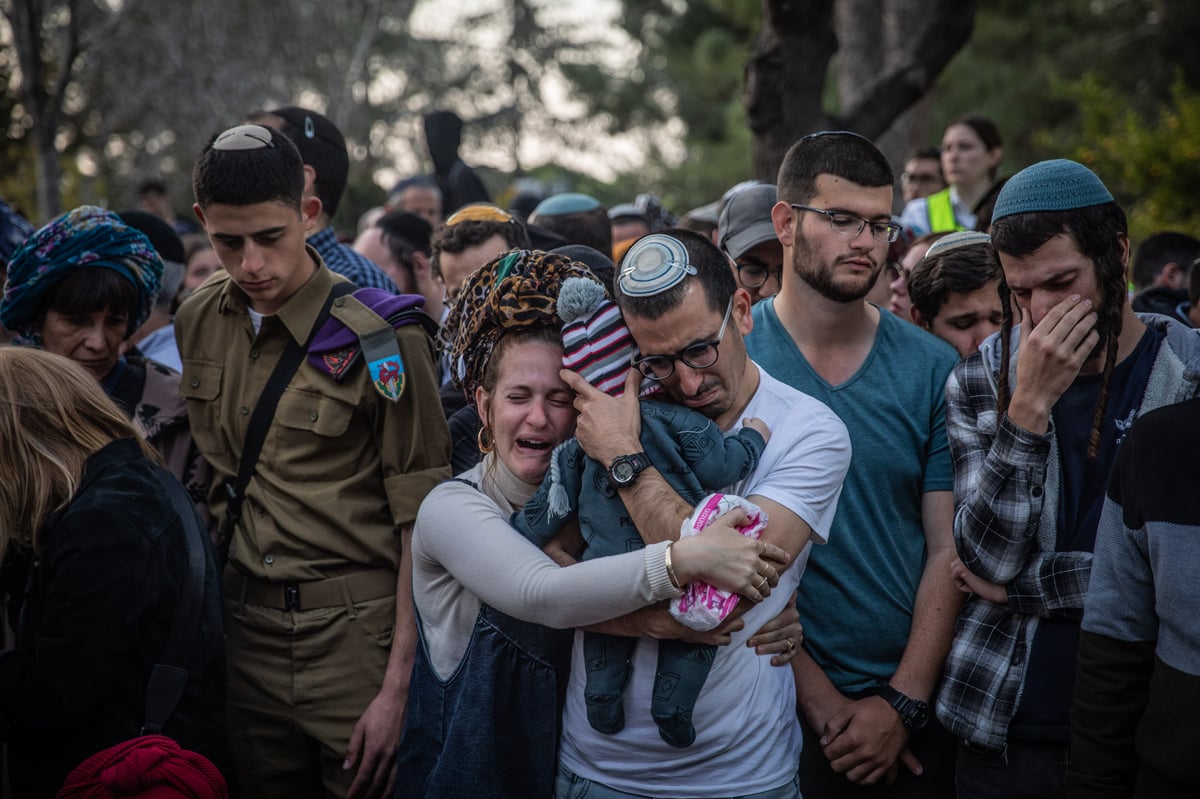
left=175, top=248, right=451, bottom=581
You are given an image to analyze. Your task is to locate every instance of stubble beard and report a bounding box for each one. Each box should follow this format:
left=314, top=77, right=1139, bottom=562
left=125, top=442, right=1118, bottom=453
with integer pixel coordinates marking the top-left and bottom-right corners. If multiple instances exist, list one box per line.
left=791, top=230, right=883, bottom=305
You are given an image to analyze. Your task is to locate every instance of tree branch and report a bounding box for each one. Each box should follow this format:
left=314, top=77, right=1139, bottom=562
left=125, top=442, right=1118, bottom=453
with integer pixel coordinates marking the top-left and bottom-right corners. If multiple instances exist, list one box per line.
left=840, top=1, right=977, bottom=138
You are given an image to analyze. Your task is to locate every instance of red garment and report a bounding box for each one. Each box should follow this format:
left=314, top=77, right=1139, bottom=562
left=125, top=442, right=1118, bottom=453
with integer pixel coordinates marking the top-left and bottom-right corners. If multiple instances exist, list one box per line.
left=56, top=735, right=228, bottom=799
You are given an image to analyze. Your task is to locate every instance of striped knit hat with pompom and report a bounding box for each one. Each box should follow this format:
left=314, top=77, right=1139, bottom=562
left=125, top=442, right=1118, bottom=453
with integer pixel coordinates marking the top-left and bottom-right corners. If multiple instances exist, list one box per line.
left=558, top=276, right=635, bottom=397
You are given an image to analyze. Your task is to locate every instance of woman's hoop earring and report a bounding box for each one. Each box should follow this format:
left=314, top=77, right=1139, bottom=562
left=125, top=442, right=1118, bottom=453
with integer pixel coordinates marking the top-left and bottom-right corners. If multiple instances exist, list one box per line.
left=477, top=425, right=495, bottom=454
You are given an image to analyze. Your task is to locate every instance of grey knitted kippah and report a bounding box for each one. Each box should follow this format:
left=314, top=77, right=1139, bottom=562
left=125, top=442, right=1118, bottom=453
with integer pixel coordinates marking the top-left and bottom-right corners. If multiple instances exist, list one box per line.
left=925, top=230, right=991, bottom=259
left=991, top=159, right=1113, bottom=222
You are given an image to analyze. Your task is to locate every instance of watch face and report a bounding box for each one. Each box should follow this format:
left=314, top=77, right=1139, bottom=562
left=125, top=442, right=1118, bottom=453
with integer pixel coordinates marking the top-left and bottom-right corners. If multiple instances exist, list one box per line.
left=611, top=460, right=635, bottom=483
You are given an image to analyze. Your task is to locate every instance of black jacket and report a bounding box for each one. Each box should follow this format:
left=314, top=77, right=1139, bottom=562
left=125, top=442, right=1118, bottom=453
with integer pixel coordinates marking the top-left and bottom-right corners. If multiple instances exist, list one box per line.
left=423, top=110, right=491, bottom=213
left=1130, top=286, right=1190, bottom=325
left=0, top=438, right=230, bottom=796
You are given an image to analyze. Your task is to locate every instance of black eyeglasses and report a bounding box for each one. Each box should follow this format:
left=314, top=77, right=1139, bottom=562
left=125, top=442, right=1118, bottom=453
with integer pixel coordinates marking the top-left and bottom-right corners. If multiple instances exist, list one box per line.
left=633, top=299, right=733, bottom=381
left=791, top=204, right=902, bottom=243
left=734, top=257, right=782, bottom=290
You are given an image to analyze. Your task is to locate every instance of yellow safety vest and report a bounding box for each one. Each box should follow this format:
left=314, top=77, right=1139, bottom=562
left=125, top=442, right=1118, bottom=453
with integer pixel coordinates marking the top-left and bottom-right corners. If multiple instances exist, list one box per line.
left=926, top=189, right=966, bottom=233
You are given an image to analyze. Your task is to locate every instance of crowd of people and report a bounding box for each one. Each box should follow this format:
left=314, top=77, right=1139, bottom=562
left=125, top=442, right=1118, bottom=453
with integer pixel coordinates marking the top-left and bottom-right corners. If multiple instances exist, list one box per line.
left=0, top=104, right=1196, bottom=799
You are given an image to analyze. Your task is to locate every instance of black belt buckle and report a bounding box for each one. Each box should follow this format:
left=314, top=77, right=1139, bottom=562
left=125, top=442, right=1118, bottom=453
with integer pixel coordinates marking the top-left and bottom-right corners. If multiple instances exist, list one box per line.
left=283, top=581, right=301, bottom=611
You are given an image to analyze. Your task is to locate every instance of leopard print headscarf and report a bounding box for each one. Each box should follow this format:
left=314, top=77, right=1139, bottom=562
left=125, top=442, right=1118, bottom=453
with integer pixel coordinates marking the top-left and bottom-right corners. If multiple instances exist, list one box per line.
left=441, top=249, right=603, bottom=407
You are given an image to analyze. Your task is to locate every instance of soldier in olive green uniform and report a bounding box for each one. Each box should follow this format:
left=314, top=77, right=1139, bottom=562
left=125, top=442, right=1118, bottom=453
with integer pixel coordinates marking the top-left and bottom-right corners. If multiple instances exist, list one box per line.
left=176, top=124, right=451, bottom=798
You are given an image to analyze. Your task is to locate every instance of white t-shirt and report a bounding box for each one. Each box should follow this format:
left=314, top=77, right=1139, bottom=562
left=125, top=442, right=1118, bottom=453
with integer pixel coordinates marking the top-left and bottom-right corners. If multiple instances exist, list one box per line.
left=247, top=307, right=266, bottom=335
left=559, top=364, right=852, bottom=796
left=137, top=324, right=182, bottom=372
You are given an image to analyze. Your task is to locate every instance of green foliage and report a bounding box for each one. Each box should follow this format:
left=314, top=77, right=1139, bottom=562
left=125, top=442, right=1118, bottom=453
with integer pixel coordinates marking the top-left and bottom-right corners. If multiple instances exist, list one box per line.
left=929, top=0, right=1200, bottom=245
left=556, top=0, right=758, bottom=211
left=655, top=100, right=752, bottom=212
left=1066, top=76, right=1200, bottom=243
left=931, top=0, right=1196, bottom=174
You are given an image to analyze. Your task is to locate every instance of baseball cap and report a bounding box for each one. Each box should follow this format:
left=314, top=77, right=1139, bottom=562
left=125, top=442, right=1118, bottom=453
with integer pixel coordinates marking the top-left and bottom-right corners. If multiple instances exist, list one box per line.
left=718, top=184, right=779, bottom=260
left=608, top=203, right=649, bottom=223
left=264, top=107, right=349, bottom=215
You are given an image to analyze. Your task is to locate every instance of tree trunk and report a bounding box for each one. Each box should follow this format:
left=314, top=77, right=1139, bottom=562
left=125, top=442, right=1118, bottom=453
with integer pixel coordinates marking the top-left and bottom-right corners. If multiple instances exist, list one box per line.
left=835, top=0, right=883, bottom=110
left=5, top=0, right=63, bottom=221
left=746, top=0, right=837, bottom=181
left=878, top=0, right=939, bottom=210
left=32, top=119, right=61, bottom=224
left=748, top=0, right=976, bottom=182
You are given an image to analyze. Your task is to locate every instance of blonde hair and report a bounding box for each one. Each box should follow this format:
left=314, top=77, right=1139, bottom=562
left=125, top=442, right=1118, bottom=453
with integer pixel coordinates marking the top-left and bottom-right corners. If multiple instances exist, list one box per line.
left=0, top=348, right=158, bottom=553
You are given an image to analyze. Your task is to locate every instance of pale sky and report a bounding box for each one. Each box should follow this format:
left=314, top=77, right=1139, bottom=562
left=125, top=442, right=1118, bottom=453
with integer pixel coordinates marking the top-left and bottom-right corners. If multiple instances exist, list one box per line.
left=378, top=0, right=684, bottom=185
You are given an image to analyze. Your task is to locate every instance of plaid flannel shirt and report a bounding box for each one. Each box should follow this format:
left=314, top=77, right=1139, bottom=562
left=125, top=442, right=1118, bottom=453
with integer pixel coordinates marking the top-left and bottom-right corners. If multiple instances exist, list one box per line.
left=936, top=315, right=1200, bottom=750
left=308, top=226, right=399, bottom=293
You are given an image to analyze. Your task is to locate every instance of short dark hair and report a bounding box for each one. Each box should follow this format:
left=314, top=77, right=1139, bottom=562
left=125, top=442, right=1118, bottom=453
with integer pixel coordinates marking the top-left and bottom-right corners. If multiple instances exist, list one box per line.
left=377, top=210, right=433, bottom=256
left=36, top=269, right=140, bottom=337
left=777, top=131, right=894, bottom=206
left=429, top=217, right=530, bottom=280
left=1131, top=231, right=1200, bottom=290
left=991, top=203, right=1127, bottom=269
left=906, top=146, right=942, bottom=163
left=1189, top=256, right=1200, bottom=305
left=907, top=242, right=1001, bottom=323
left=615, top=228, right=735, bottom=320
left=387, top=176, right=441, bottom=207
left=376, top=210, right=433, bottom=283
left=137, top=178, right=168, bottom=196
left=992, top=202, right=1128, bottom=457
left=193, top=125, right=305, bottom=210
left=533, top=206, right=612, bottom=256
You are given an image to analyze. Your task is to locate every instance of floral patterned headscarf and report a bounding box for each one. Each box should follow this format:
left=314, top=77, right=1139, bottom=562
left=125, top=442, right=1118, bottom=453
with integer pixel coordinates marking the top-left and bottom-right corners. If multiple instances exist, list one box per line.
left=0, top=205, right=163, bottom=343
left=441, top=249, right=603, bottom=406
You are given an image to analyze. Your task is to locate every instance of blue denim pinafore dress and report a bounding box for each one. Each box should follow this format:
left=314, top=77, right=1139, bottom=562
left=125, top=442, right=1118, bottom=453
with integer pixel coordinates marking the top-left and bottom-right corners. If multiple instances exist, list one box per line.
left=395, top=482, right=574, bottom=798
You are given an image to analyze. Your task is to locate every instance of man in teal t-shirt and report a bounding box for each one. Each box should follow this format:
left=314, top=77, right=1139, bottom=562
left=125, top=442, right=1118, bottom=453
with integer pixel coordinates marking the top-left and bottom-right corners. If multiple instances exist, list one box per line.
left=746, top=131, right=961, bottom=799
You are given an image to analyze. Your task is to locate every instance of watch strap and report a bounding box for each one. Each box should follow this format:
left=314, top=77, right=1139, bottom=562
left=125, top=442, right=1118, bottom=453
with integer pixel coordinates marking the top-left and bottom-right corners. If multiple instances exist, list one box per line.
left=877, top=685, right=930, bottom=732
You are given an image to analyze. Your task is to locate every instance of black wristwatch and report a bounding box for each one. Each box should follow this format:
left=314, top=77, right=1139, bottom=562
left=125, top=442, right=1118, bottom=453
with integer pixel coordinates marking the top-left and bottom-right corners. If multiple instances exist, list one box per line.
left=608, top=452, right=651, bottom=487
left=877, top=685, right=930, bottom=732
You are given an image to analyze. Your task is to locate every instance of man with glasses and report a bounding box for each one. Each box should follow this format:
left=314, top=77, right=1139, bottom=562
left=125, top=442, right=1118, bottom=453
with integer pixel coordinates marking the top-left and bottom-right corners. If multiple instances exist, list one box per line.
left=509, top=265, right=783, bottom=753
left=748, top=131, right=961, bottom=798
left=900, top=147, right=946, bottom=205
left=718, top=183, right=785, bottom=304
left=556, top=229, right=851, bottom=799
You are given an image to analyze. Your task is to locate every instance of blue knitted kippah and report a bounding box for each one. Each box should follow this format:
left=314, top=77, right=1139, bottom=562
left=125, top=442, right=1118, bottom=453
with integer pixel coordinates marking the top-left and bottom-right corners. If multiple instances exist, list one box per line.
left=533, top=192, right=603, bottom=217
left=991, top=159, right=1113, bottom=222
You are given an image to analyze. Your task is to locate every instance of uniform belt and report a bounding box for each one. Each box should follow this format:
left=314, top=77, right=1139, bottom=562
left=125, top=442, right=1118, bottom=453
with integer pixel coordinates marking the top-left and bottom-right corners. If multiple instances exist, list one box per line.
left=222, top=568, right=396, bottom=611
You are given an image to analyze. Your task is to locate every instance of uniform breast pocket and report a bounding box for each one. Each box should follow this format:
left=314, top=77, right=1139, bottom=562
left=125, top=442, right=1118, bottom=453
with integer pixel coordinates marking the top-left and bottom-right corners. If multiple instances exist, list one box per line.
left=179, top=359, right=227, bottom=458
left=270, top=388, right=358, bottom=482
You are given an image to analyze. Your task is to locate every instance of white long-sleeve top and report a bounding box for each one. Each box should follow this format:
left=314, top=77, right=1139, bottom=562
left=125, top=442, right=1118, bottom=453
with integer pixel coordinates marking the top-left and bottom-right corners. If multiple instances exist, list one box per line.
left=411, top=453, right=681, bottom=679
